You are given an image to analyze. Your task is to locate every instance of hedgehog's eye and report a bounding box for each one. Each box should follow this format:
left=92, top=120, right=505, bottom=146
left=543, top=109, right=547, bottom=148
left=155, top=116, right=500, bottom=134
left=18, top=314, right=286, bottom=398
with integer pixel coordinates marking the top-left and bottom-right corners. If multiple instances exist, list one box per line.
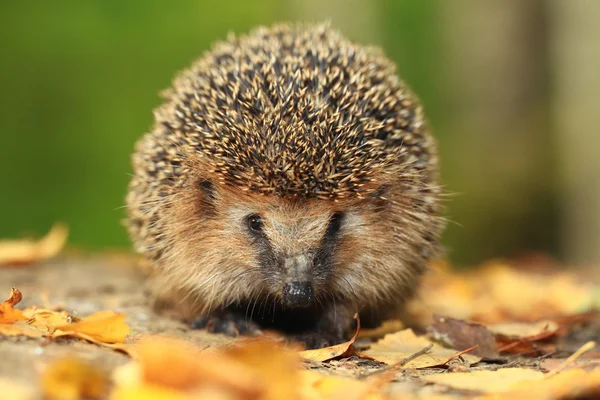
left=327, top=212, right=344, bottom=236
left=246, top=214, right=264, bottom=233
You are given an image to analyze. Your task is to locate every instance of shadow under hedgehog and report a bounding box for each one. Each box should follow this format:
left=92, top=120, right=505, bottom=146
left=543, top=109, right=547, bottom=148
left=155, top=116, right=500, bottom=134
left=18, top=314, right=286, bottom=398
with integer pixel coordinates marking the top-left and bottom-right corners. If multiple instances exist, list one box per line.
left=126, top=22, right=445, bottom=349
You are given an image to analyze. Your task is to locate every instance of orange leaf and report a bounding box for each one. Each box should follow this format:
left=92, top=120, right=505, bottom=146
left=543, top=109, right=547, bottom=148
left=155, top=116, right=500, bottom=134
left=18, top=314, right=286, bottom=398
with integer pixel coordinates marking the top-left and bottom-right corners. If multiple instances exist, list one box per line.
left=0, top=223, right=68, bottom=266
left=53, top=310, right=130, bottom=344
left=0, top=288, right=27, bottom=323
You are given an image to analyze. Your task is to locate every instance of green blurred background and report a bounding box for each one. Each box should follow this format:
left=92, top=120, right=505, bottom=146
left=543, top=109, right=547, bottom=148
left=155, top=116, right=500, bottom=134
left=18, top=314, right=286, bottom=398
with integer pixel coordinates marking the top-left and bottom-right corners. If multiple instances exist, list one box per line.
left=1, top=0, right=599, bottom=266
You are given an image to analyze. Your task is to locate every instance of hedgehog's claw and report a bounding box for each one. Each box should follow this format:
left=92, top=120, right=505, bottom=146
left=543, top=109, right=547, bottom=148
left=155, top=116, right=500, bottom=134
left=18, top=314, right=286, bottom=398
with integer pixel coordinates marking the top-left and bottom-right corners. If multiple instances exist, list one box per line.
left=190, top=312, right=262, bottom=337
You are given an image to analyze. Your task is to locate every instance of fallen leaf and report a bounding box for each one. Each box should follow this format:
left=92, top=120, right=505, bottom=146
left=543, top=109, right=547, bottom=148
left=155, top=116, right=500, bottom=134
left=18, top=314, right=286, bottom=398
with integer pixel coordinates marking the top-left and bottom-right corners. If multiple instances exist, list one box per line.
left=358, top=320, right=405, bottom=340
left=0, top=378, right=35, bottom=400
left=300, top=315, right=360, bottom=362
left=112, top=336, right=301, bottom=399
left=0, top=321, right=45, bottom=338
left=412, top=261, right=596, bottom=325
left=300, top=370, right=388, bottom=400
left=0, top=288, right=27, bottom=323
left=430, top=315, right=498, bottom=358
left=53, top=310, right=130, bottom=343
left=490, top=368, right=600, bottom=399
left=23, top=307, right=73, bottom=334
left=541, top=358, right=600, bottom=372
left=489, top=320, right=559, bottom=338
left=41, top=357, right=109, bottom=400
left=0, top=223, right=68, bottom=266
left=422, top=368, right=544, bottom=392
left=492, top=320, right=559, bottom=354
left=361, top=329, right=480, bottom=368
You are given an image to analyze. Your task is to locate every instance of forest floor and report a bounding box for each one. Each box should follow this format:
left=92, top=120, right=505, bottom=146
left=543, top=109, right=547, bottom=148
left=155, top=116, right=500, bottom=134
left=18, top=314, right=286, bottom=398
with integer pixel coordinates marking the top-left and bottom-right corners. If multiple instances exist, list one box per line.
left=0, top=227, right=599, bottom=399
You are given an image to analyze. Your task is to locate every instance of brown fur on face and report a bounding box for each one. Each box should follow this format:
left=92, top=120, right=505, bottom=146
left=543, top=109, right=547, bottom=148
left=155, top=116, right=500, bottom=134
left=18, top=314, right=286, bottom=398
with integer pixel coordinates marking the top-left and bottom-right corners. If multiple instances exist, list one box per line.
left=136, top=156, right=442, bottom=326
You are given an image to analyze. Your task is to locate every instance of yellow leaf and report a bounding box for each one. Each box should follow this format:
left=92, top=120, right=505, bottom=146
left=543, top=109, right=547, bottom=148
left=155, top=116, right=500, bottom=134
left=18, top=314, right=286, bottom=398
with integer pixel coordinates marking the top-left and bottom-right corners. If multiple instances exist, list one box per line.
left=0, top=223, right=68, bottom=266
left=0, top=321, right=44, bottom=338
left=41, top=357, right=109, bottom=400
left=493, top=369, right=600, bottom=399
left=361, top=329, right=480, bottom=368
left=358, top=320, right=405, bottom=340
left=24, top=307, right=73, bottom=334
left=300, top=370, right=387, bottom=400
left=110, top=384, right=191, bottom=400
left=422, top=368, right=544, bottom=393
left=413, top=261, right=596, bottom=324
left=53, top=310, right=130, bottom=343
left=0, top=378, right=35, bottom=400
left=488, top=320, right=559, bottom=338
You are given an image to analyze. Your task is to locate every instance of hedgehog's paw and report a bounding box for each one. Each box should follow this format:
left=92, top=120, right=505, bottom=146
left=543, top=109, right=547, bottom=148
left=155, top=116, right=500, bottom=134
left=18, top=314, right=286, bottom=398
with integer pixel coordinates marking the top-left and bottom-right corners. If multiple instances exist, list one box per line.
left=190, top=311, right=262, bottom=337
left=289, top=332, right=346, bottom=350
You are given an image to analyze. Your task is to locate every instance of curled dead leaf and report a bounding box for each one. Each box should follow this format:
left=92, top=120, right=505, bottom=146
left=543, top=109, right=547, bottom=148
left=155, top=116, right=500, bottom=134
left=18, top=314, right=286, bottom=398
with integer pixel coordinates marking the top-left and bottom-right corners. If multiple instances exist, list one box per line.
left=0, top=223, right=68, bottom=266
left=0, top=288, right=27, bottom=324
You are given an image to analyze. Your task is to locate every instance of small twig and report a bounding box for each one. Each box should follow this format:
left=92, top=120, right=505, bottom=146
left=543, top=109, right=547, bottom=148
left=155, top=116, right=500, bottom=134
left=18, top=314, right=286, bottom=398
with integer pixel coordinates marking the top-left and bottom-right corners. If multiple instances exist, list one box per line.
left=359, top=344, right=433, bottom=379
left=395, top=344, right=434, bottom=368
left=441, top=345, right=478, bottom=365
left=547, top=341, right=596, bottom=376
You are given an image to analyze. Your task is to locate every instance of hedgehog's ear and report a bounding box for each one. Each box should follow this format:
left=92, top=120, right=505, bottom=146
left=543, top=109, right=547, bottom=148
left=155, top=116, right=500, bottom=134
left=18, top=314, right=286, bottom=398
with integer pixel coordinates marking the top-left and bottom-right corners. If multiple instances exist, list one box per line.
left=196, top=179, right=218, bottom=216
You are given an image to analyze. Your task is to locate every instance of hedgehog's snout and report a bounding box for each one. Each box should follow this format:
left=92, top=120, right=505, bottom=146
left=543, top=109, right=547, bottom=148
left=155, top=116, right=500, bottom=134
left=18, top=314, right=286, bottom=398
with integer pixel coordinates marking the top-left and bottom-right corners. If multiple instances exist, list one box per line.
left=281, top=254, right=314, bottom=307
left=283, top=281, right=314, bottom=307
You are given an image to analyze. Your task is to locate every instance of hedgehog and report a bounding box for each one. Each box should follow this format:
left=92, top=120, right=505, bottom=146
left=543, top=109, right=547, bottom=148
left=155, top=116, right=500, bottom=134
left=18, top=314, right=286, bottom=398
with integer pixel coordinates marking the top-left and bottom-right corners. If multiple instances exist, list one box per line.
left=126, top=23, right=445, bottom=348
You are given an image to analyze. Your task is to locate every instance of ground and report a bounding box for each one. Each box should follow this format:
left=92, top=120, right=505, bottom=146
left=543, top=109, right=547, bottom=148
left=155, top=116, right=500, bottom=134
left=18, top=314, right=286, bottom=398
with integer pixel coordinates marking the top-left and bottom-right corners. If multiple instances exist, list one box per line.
left=0, top=253, right=599, bottom=399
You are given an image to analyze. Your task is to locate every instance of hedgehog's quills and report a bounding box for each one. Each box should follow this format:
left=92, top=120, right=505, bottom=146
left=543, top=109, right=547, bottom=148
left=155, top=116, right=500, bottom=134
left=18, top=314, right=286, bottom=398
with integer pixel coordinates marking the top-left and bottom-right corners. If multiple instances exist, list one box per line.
left=126, top=23, right=445, bottom=349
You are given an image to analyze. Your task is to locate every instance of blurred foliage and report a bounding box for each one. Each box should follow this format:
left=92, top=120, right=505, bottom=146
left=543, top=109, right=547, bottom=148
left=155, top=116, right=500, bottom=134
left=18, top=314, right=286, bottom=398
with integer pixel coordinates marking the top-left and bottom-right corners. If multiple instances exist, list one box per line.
left=0, top=0, right=569, bottom=264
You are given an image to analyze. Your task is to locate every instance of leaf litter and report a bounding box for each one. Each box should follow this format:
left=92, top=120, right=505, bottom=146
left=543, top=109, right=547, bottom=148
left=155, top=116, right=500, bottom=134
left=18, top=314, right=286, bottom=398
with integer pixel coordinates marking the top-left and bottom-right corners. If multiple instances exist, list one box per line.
left=0, top=244, right=599, bottom=399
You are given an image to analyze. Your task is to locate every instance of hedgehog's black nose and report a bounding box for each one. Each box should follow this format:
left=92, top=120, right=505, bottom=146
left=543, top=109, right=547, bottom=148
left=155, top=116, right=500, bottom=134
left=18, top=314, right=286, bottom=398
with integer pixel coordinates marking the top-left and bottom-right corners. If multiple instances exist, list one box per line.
left=283, top=281, right=314, bottom=307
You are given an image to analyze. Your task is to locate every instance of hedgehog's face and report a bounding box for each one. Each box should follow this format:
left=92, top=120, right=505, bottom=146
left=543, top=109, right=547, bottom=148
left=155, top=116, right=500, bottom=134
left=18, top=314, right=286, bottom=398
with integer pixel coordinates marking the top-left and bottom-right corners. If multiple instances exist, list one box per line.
left=163, top=172, right=437, bottom=314
left=239, top=201, right=345, bottom=308
left=210, top=191, right=353, bottom=308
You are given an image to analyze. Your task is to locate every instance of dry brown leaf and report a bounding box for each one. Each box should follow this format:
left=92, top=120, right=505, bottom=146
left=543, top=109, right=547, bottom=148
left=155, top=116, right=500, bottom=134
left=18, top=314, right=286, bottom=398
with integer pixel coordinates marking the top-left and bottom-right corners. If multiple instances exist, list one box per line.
left=361, top=329, right=480, bottom=368
left=53, top=310, right=130, bottom=343
left=0, top=223, right=68, bottom=266
left=41, top=357, right=109, bottom=400
left=0, top=288, right=27, bottom=323
left=491, top=320, right=560, bottom=354
left=430, top=315, right=498, bottom=358
left=488, top=369, right=600, bottom=399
